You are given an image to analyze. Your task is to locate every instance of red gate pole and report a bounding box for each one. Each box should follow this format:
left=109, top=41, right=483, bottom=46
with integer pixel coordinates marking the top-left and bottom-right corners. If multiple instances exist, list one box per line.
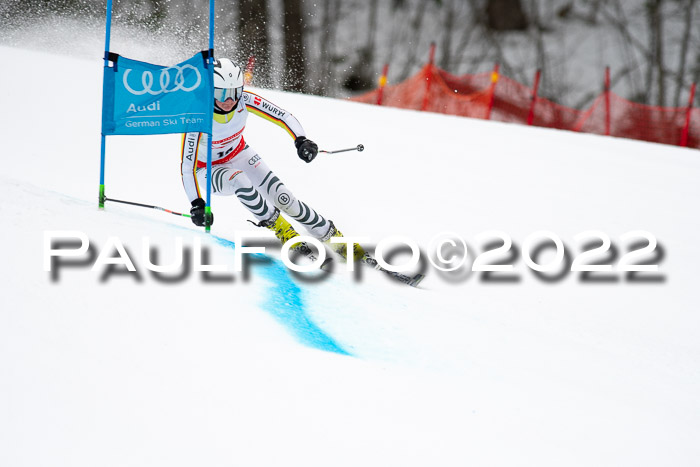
left=680, top=82, right=696, bottom=147
left=486, top=63, right=500, bottom=120
left=527, top=69, right=541, bottom=126
left=421, top=43, right=436, bottom=112
left=376, top=63, right=389, bottom=106
left=604, top=66, right=611, bottom=136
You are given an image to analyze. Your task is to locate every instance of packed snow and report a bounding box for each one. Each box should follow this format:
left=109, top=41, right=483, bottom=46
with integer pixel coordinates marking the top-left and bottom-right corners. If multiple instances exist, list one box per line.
left=1, top=43, right=700, bottom=467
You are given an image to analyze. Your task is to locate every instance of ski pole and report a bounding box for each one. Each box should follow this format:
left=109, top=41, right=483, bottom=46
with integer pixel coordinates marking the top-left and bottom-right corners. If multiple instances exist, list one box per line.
left=319, top=144, right=364, bottom=155
left=104, top=196, right=191, bottom=218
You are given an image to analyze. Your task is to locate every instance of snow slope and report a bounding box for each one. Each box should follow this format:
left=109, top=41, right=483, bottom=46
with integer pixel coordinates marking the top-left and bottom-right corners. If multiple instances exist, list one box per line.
left=1, top=45, right=700, bottom=467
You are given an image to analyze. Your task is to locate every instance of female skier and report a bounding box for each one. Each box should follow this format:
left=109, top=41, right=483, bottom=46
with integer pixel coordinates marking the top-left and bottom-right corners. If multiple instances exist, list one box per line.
left=180, top=58, right=363, bottom=261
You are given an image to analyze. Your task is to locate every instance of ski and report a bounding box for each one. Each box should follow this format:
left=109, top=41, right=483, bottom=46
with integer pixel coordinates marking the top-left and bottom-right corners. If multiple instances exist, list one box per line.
left=360, top=253, right=425, bottom=288
left=290, top=241, right=324, bottom=265
left=319, top=252, right=424, bottom=287
left=320, top=257, right=335, bottom=271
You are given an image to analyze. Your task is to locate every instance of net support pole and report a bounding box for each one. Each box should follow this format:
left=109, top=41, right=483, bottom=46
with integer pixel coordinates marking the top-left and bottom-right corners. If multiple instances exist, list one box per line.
left=376, top=63, right=389, bottom=106
left=486, top=63, right=500, bottom=121
left=421, top=43, right=436, bottom=112
left=680, top=82, right=696, bottom=147
left=204, top=0, right=215, bottom=233
left=527, top=69, right=541, bottom=126
left=99, top=0, right=114, bottom=208
left=604, top=66, right=611, bottom=136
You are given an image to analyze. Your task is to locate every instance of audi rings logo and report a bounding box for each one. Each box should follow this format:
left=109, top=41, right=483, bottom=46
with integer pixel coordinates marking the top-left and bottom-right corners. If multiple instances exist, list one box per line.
left=123, top=65, right=202, bottom=96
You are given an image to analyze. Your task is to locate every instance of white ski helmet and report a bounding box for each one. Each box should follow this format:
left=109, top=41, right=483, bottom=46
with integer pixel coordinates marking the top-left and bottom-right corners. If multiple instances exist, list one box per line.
left=213, top=58, right=244, bottom=103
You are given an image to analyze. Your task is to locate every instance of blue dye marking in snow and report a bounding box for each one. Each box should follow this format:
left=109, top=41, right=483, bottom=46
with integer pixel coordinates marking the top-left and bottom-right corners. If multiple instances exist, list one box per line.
left=214, top=236, right=349, bottom=356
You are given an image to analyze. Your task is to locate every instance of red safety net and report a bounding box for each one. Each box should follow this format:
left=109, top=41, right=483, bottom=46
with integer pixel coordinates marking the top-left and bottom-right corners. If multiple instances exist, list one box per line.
left=351, top=64, right=699, bottom=150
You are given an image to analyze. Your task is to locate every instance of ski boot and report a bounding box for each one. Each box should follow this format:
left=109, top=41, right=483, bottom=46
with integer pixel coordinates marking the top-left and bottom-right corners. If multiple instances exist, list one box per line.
left=257, top=209, right=317, bottom=260
left=322, top=220, right=365, bottom=261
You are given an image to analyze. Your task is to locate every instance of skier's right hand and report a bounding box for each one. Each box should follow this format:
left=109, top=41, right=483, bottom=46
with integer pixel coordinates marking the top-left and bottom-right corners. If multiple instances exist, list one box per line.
left=190, top=198, right=213, bottom=227
left=295, top=136, right=318, bottom=163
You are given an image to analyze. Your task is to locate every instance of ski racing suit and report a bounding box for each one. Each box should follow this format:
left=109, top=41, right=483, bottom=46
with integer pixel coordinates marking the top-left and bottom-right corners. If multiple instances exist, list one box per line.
left=180, top=91, right=332, bottom=239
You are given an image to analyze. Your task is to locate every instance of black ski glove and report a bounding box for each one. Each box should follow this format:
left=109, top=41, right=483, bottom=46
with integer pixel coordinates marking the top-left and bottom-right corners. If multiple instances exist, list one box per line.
left=190, top=198, right=213, bottom=227
left=295, top=136, right=318, bottom=163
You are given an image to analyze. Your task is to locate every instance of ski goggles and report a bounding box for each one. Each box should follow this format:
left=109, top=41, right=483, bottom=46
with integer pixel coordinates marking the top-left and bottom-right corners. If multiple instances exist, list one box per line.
left=214, top=86, right=243, bottom=103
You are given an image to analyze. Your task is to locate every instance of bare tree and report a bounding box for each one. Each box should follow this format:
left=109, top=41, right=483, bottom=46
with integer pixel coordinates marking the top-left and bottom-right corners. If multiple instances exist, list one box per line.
left=584, top=0, right=604, bottom=23
left=282, top=0, right=307, bottom=92
left=398, top=0, right=431, bottom=80
left=143, top=0, right=167, bottom=29
left=317, top=0, right=340, bottom=95
left=646, top=0, right=666, bottom=106
left=528, top=0, right=549, bottom=97
left=694, top=53, right=700, bottom=94
left=364, top=0, right=379, bottom=71
left=439, top=0, right=456, bottom=70
left=342, top=0, right=379, bottom=92
left=485, top=0, right=528, bottom=31
left=673, top=0, right=696, bottom=107
left=237, top=0, right=271, bottom=86
left=449, top=1, right=480, bottom=71
left=607, top=0, right=645, bottom=101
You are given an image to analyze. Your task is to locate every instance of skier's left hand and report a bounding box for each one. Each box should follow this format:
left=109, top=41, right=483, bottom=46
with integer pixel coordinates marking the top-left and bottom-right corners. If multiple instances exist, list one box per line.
left=190, top=198, right=213, bottom=227
left=295, top=136, right=318, bottom=163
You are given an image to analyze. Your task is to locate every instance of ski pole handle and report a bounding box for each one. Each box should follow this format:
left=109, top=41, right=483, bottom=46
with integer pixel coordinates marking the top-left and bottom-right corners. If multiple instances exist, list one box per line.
left=319, top=144, right=364, bottom=154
